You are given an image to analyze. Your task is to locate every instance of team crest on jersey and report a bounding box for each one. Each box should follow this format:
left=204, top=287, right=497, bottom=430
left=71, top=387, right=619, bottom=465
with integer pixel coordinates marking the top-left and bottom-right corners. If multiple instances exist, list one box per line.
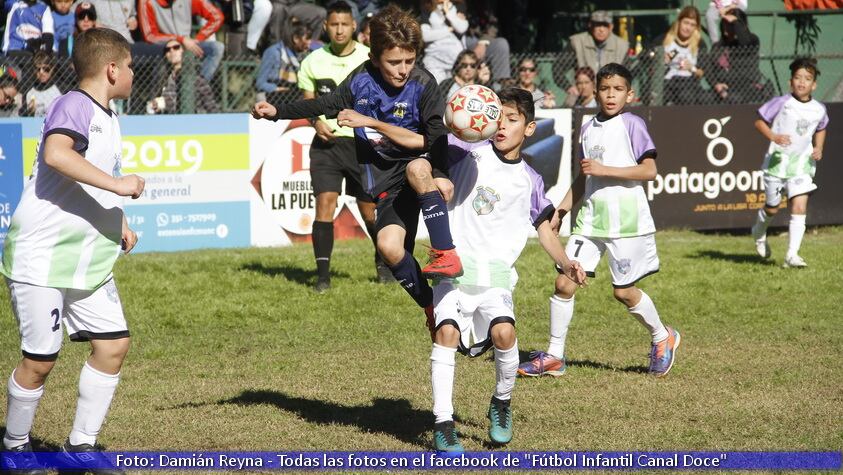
left=501, top=293, right=513, bottom=309
left=472, top=186, right=500, bottom=215
left=393, top=102, right=409, bottom=118
left=615, top=258, right=631, bottom=275
left=588, top=145, right=605, bottom=162
left=796, top=119, right=810, bottom=136
left=90, top=124, right=102, bottom=134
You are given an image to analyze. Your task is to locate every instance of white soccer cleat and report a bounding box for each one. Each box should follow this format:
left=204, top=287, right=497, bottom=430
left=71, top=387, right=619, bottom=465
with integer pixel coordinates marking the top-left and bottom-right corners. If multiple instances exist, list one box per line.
left=755, top=239, right=771, bottom=259
left=783, top=254, right=807, bottom=268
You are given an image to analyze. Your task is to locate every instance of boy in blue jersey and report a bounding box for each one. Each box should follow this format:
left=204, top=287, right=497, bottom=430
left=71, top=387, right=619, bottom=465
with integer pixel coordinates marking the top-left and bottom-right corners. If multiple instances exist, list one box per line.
left=253, top=4, right=462, bottom=335
left=518, top=63, right=680, bottom=379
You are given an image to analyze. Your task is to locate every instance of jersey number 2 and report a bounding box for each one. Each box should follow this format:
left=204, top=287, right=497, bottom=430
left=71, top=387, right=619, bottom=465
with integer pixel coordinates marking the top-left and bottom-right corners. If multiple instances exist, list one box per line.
left=50, top=309, right=60, bottom=332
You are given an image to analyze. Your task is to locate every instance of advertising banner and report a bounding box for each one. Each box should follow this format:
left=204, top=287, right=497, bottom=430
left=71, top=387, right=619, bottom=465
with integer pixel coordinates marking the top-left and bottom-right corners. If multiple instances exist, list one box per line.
left=0, top=122, right=23, bottom=248
left=572, top=103, right=843, bottom=230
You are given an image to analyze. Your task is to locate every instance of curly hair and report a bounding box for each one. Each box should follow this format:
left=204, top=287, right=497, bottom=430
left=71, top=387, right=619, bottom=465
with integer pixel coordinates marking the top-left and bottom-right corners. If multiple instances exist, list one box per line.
left=368, top=4, right=423, bottom=59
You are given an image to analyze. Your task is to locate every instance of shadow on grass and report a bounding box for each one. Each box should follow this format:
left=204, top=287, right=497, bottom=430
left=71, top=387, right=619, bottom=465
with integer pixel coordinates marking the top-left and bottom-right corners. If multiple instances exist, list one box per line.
left=218, top=390, right=430, bottom=447
left=687, top=250, right=777, bottom=266
left=517, top=350, right=648, bottom=374
left=239, top=263, right=350, bottom=286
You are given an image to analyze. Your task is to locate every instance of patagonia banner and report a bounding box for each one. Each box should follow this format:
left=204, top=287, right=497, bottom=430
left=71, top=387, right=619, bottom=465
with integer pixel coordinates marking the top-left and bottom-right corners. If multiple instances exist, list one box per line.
left=572, top=104, right=843, bottom=230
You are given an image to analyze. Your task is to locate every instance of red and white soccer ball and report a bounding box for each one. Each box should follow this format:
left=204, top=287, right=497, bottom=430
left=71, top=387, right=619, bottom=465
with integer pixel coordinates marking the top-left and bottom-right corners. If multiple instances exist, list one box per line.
left=444, top=84, right=502, bottom=143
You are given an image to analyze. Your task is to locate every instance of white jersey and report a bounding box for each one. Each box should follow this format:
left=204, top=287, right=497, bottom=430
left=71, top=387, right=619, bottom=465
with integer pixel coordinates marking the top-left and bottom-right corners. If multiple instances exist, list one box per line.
left=758, top=94, right=829, bottom=179
left=574, top=112, right=657, bottom=238
left=446, top=137, right=554, bottom=289
left=1, top=90, right=124, bottom=290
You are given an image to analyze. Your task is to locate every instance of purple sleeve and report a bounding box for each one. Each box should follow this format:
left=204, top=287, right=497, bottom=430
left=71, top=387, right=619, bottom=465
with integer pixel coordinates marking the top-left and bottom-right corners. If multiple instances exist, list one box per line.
left=42, top=92, right=94, bottom=151
left=623, top=113, right=657, bottom=162
left=446, top=134, right=488, bottom=167
left=526, top=164, right=554, bottom=228
left=818, top=103, right=829, bottom=131
left=757, top=95, right=789, bottom=124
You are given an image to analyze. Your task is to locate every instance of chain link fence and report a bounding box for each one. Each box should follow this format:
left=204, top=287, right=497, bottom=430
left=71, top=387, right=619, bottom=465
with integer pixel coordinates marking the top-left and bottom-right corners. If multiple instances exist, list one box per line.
left=4, top=45, right=841, bottom=117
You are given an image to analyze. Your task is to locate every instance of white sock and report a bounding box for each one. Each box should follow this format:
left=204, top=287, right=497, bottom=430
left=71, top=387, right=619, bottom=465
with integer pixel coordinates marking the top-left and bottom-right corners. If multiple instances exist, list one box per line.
left=628, top=291, right=669, bottom=343
left=68, top=363, right=120, bottom=446
left=787, top=214, right=806, bottom=257
left=246, top=0, right=272, bottom=50
left=547, top=295, right=574, bottom=359
left=754, top=208, right=773, bottom=240
left=494, top=342, right=519, bottom=401
left=4, top=370, right=44, bottom=449
left=430, top=344, right=456, bottom=424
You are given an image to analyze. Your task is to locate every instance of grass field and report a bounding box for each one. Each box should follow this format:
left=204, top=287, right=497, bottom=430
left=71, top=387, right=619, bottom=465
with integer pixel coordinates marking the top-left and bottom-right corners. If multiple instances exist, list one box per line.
left=1, top=228, right=841, bottom=470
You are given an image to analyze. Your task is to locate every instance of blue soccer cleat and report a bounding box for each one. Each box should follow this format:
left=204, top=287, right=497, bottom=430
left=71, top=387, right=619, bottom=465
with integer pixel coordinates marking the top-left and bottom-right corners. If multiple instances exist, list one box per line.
left=433, top=420, right=463, bottom=452
left=487, top=396, right=513, bottom=445
left=649, top=327, right=681, bottom=377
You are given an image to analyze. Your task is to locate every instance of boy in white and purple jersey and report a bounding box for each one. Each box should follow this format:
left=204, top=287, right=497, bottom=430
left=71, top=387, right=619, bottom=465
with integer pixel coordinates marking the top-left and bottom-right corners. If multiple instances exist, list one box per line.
left=751, top=58, right=828, bottom=267
left=0, top=28, right=143, bottom=474
left=427, top=88, right=585, bottom=451
left=519, top=63, right=680, bottom=380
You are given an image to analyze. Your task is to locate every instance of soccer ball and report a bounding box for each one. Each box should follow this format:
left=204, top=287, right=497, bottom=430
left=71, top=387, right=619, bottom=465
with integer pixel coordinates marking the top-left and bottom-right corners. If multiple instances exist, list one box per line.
left=444, top=84, right=502, bottom=143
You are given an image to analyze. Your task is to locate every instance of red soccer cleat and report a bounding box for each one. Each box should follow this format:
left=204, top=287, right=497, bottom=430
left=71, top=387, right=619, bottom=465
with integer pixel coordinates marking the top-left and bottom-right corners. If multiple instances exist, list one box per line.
left=421, top=248, right=463, bottom=280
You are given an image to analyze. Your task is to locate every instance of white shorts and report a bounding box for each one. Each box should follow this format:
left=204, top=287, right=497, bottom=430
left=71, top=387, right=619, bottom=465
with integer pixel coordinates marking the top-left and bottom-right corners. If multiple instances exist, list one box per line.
left=432, top=282, right=515, bottom=358
left=764, top=174, right=816, bottom=207
left=566, top=233, right=660, bottom=288
left=5, top=278, right=129, bottom=360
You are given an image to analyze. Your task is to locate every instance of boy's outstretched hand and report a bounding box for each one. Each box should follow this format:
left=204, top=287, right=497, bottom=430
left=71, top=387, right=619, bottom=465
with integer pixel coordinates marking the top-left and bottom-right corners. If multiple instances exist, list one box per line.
left=560, top=260, right=587, bottom=287
left=115, top=174, right=145, bottom=199
left=251, top=101, right=277, bottom=120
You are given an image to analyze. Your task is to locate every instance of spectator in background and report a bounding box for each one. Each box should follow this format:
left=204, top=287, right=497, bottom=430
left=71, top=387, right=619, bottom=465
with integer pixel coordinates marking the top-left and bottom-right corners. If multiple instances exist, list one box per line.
left=255, top=22, right=310, bottom=102
left=439, top=50, right=493, bottom=98
left=567, top=10, right=628, bottom=73
left=463, top=11, right=510, bottom=83
left=87, top=0, right=138, bottom=44
left=139, top=0, right=225, bottom=81
left=563, top=66, right=597, bottom=108
left=348, top=0, right=378, bottom=22
left=662, top=6, right=706, bottom=105
left=0, top=65, right=20, bottom=118
left=420, top=0, right=468, bottom=83
left=50, top=0, right=74, bottom=56
left=356, top=11, right=372, bottom=46
left=3, top=0, right=54, bottom=55
left=246, top=0, right=325, bottom=55
left=706, top=0, right=747, bottom=43
left=22, top=50, right=61, bottom=116
left=517, top=57, right=555, bottom=109
left=702, top=7, right=770, bottom=104
left=147, top=38, right=220, bottom=114
left=74, top=2, right=96, bottom=33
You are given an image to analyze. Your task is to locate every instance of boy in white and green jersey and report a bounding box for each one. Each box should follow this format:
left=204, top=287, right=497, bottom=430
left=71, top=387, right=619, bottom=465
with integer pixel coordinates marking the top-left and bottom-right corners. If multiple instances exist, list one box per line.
left=751, top=58, right=828, bottom=267
left=1, top=29, right=144, bottom=473
left=519, top=63, right=680, bottom=380
left=298, top=1, right=385, bottom=292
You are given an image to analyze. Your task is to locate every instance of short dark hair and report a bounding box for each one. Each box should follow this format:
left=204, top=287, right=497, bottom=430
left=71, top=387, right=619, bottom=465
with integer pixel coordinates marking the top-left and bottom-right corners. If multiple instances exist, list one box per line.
left=596, top=62, right=632, bottom=88
left=498, top=87, right=535, bottom=124
left=326, top=1, right=352, bottom=18
left=790, top=57, right=820, bottom=78
left=72, top=28, right=131, bottom=80
left=368, top=4, right=422, bottom=59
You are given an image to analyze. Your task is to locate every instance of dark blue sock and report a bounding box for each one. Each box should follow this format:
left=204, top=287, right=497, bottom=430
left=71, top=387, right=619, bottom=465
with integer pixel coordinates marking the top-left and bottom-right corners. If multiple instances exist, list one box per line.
left=389, top=251, right=433, bottom=307
left=418, top=191, right=454, bottom=250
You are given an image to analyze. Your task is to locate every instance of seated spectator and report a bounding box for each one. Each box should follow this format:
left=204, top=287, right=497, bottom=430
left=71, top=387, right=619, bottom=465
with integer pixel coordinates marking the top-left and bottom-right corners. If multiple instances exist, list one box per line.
left=563, top=66, right=597, bottom=108
left=420, top=0, right=468, bottom=83
left=356, top=11, right=372, bottom=47
left=702, top=7, right=770, bottom=104
left=3, top=0, right=55, bottom=55
left=0, top=65, right=21, bottom=117
left=21, top=50, right=61, bottom=116
left=662, top=6, right=706, bottom=105
left=50, top=0, right=74, bottom=56
left=147, top=39, right=220, bottom=114
left=439, top=50, right=492, bottom=98
left=246, top=0, right=325, bottom=55
left=349, top=0, right=379, bottom=23
left=706, top=0, right=747, bottom=43
left=567, top=10, right=628, bottom=72
left=139, top=0, right=225, bottom=81
left=255, top=22, right=310, bottom=101
left=463, top=10, right=510, bottom=82
left=87, top=0, right=138, bottom=44
left=74, top=2, right=96, bottom=33
left=517, top=57, right=555, bottom=109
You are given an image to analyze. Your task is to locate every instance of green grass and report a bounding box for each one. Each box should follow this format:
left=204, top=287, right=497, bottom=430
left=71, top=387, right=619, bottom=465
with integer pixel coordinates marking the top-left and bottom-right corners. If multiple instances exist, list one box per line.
left=1, top=228, right=841, bottom=461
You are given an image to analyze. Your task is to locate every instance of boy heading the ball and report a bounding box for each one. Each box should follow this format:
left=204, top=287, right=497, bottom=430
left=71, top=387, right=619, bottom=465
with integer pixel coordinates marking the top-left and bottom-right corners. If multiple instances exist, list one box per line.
left=253, top=5, right=461, bottom=329
left=428, top=88, right=585, bottom=451
left=519, top=63, right=681, bottom=379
